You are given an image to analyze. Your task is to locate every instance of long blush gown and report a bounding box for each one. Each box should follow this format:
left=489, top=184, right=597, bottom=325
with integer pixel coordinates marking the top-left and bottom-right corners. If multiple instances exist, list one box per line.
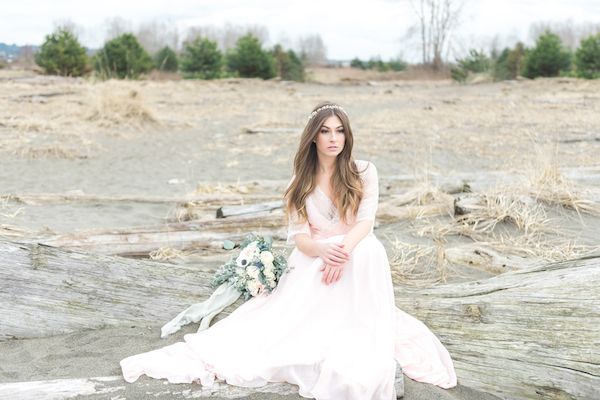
left=120, top=159, right=457, bottom=399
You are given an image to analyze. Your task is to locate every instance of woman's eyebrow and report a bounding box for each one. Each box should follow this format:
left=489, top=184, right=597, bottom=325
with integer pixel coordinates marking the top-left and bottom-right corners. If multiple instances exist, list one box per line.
left=321, top=125, right=344, bottom=129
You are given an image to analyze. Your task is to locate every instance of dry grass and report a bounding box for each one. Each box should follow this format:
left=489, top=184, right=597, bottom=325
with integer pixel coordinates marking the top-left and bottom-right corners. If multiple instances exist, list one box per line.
left=526, top=162, right=600, bottom=216
left=87, top=84, right=158, bottom=128
left=12, top=145, right=87, bottom=160
left=388, top=237, right=452, bottom=286
left=149, top=247, right=185, bottom=261
left=0, top=195, right=24, bottom=219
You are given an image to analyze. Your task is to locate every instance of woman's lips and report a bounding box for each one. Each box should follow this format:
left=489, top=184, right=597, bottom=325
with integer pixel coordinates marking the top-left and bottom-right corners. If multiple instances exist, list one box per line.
left=327, top=146, right=338, bottom=150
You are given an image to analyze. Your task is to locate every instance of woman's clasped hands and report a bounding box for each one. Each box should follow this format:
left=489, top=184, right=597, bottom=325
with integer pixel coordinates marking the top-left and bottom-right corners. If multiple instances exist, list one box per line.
left=318, top=242, right=350, bottom=285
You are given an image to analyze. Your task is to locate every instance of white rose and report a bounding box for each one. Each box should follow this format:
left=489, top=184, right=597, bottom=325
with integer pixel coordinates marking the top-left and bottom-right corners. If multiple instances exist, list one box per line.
left=260, top=251, right=274, bottom=265
left=264, top=268, right=275, bottom=280
left=246, top=265, right=260, bottom=279
left=247, top=278, right=262, bottom=296
left=246, top=279, right=257, bottom=295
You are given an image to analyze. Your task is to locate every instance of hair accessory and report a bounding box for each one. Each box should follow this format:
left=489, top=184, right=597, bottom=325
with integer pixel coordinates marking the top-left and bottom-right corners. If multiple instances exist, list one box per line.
left=307, top=104, right=347, bottom=122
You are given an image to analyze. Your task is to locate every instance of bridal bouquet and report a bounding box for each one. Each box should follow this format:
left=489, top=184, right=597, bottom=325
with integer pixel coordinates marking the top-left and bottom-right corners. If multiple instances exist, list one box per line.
left=160, top=233, right=291, bottom=338
left=211, top=233, right=290, bottom=300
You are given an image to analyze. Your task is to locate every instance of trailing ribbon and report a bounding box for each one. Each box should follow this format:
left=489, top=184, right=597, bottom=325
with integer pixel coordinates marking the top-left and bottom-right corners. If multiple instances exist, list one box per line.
left=160, top=282, right=242, bottom=338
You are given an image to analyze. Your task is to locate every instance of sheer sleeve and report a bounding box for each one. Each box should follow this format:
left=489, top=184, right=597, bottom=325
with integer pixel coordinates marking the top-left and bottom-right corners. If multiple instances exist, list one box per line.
left=355, top=161, right=379, bottom=228
left=285, top=175, right=311, bottom=246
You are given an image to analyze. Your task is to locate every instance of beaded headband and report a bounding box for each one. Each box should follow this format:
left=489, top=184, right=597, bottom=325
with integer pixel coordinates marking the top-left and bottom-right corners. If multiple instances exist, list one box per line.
left=307, top=104, right=347, bottom=122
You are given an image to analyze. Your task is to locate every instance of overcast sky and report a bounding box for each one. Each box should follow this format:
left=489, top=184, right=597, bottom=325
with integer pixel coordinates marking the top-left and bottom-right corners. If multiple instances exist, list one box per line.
left=2, top=0, right=599, bottom=61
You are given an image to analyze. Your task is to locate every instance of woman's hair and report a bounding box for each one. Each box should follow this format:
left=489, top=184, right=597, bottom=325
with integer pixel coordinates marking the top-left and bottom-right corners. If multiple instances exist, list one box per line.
left=284, top=101, right=365, bottom=224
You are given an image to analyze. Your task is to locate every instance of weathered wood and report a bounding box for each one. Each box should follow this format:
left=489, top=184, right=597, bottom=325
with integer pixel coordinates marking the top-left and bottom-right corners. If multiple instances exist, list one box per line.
left=444, top=243, right=540, bottom=274
left=394, top=254, right=600, bottom=400
left=455, top=190, right=600, bottom=216
left=242, top=127, right=298, bottom=134
left=0, top=369, right=405, bottom=399
left=2, top=239, right=597, bottom=400
left=2, top=166, right=599, bottom=207
left=0, top=192, right=281, bottom=206
left=0, top=240, right=226, bottom=340
left=216, top=200, right=283, bottom=218
left=23, top=214, right=287, bottom=256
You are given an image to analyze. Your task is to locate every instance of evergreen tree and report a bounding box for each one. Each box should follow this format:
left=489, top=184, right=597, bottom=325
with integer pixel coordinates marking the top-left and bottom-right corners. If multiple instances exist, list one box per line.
left=523, top=30, right=571, bottom=78
left=35, top=28, right=87, bottom=77
left=180, top=37, right=223, bottom=79
left=575, top=33, right=600, bottom=79
left=271, top=44, right=305, bottom=81
left=226, top=34, right=276, bottom=79
left=94, top=33, right=154, bottom=79
left=154, top=46, right=178, bottom=72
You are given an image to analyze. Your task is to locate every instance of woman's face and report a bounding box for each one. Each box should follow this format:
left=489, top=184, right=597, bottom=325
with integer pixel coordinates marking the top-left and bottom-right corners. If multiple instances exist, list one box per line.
left=314, top=115, right=345, bottom=159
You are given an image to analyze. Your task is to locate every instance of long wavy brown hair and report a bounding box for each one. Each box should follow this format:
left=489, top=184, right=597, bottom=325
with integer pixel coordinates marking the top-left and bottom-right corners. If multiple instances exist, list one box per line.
left=284, top=101, right=366, bottom=224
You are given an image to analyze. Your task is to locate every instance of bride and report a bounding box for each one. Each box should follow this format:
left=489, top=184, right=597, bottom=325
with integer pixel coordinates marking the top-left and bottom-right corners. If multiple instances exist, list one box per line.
left=120, top=101, right=457, bottom=399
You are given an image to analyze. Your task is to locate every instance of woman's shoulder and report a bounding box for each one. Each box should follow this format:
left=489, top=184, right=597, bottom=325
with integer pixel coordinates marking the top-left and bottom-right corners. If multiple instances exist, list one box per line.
left=353, top=159, right=377, bottom=174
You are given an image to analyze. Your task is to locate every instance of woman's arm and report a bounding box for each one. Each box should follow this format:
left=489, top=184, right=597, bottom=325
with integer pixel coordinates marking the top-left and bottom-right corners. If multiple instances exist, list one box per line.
left=340, top=219, right=373, bottom=253
left=294, top=233, right=321, bottom=257
left=295, top=233, right=349, bottom=266
left=341, top=161, right=379, bottom=253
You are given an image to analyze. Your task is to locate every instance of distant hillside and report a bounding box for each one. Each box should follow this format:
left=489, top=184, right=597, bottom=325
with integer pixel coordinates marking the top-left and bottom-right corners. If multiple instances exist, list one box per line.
left=0, top=43, right=40, bottom=60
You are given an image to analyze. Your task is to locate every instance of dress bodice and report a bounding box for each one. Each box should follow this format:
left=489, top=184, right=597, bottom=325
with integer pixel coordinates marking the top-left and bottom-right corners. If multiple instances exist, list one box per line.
left=286, top=159, right=379, bottom=245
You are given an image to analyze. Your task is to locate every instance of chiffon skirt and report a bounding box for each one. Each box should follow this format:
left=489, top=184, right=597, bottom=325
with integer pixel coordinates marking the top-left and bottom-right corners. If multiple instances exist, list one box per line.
left=120, top=233, right=457, bottom=399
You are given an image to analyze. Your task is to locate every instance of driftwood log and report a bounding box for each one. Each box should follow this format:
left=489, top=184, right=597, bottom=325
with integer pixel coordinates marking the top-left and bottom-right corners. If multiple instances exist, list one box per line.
left=1, top=240, right=598, bottom=399
left=0, top=240, right=229, bottom=340
left=24, top=213, right=287, bottom=256
left=394, top=254, right=600, bottom=400
left=0, top=371, right=402, bottom=399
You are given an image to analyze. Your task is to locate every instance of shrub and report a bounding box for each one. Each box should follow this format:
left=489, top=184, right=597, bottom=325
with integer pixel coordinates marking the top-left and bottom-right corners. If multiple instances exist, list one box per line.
left=575, top=33, right=600, bottom=79
left=271, top=44, right=305, bottom=81
left=451, top=49, right=491, bottom=82
left=388, top=58, right=408, bottom=71
left=493, top=42, right=525, bottom=81
left=523, top=30, right=571, bottom=78
left=180, top=37, right=223, bottom=79
left=94, top=33, right=154, bottom=79
left=226, top=34, right=276, bottom=79
left=154, top=46, right=178, bottom=72
left=459, top=49, right=491, bottom=73
left=450, top=66, right=468, bottom=83
left=350, top=57, right=366, bottom=69
left=35, top=28, right=87, bottom=77
left=350, top=57, right=407, bottom=72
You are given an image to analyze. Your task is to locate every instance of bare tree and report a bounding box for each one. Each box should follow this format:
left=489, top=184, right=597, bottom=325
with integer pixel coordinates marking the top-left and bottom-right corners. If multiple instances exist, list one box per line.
left=407, top=0, right=465, bottom=69
left=184, top=23, right=270, bottom=52
left=137, top=19, right=179, bottom=54
left=103, top=17, right=133, bottom=42
left=52, top=19, right=84, bottom=39
left=296, top=34, right=327, bottom=66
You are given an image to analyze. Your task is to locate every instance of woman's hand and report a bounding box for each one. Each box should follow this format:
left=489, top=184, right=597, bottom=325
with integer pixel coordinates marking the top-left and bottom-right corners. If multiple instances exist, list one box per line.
left=317, top=243, right=349, bottom=285
left=320, top=263, right=345, bottom=285
left=317, top=243, right=349, bottom=267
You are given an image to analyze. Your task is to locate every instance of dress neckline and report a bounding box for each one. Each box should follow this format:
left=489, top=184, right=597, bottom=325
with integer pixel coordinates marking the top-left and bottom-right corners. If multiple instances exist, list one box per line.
left=315, top=185, right=337, bottom=209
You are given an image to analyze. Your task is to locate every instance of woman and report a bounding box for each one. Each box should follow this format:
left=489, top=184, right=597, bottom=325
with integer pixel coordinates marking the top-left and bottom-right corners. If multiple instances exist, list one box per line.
left=120, top=102, right=457, bottom=399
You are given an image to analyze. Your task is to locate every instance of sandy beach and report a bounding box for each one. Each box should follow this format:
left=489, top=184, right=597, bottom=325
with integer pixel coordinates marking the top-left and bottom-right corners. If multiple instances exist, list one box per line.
left=1, top=67, right=599, bottom=399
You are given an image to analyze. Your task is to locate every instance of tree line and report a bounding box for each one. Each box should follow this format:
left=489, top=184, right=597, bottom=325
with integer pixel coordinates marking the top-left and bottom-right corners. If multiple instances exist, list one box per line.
left=451, top=29, right=600, bottom=82
left=34, top=27, right=306, bottom=81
